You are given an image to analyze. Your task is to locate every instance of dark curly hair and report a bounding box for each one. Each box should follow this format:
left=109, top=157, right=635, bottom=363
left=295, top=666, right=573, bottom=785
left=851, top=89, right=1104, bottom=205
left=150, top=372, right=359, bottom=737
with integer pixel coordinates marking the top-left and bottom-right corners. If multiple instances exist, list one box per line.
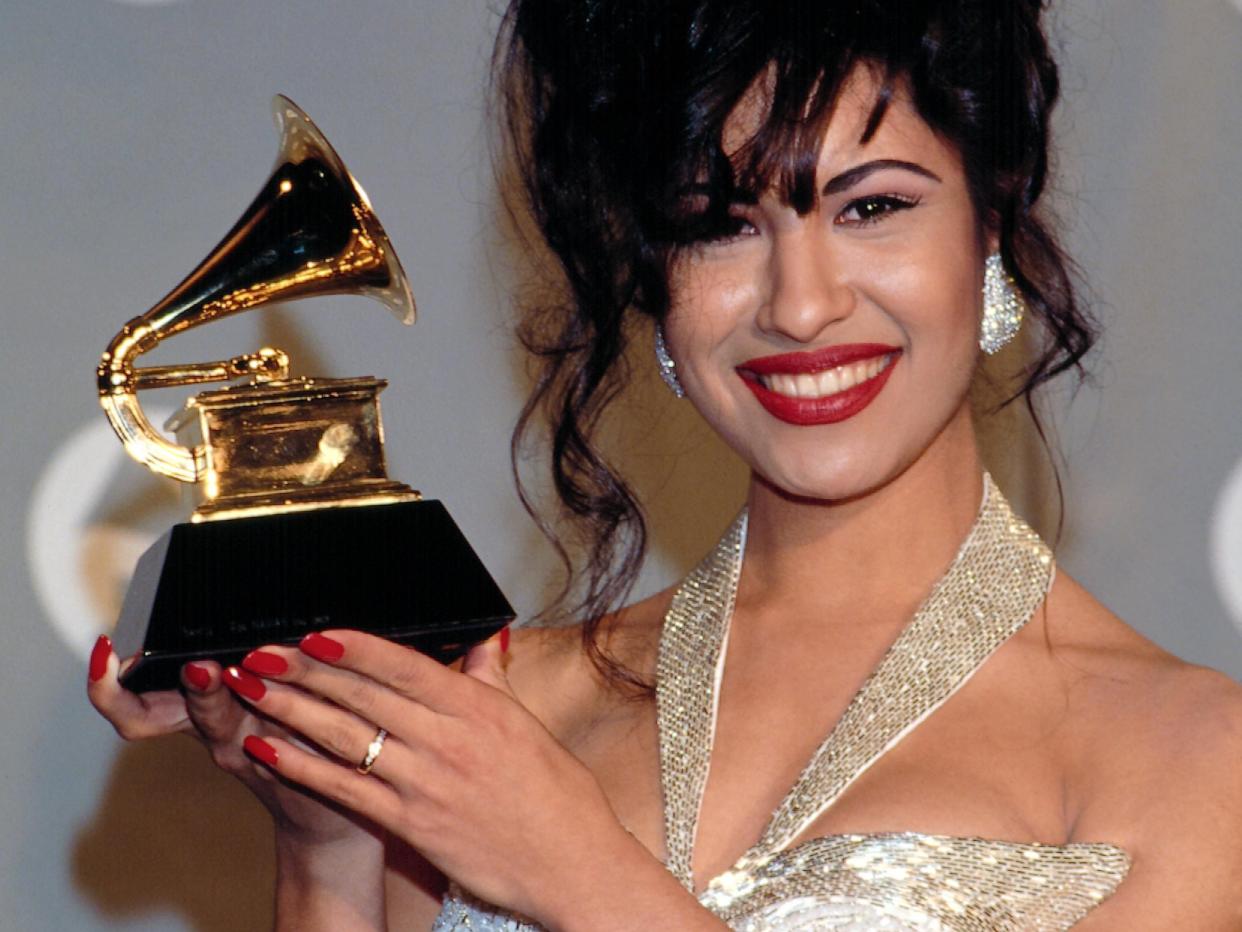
left=495, top=0, right=1095, bottom=690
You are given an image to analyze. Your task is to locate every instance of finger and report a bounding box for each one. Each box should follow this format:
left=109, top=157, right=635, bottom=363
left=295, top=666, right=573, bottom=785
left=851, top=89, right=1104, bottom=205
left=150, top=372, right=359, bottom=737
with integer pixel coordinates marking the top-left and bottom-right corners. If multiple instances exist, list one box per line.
left=242, top=733, right=404, bottom=832
left=181, top=661, right=249, bottom=746
left=460, top=626, right=513, bottom=695
left=86, top=636, right=192, bottom=740
left=296, top=631, right=474, bottom=715
left=238, top=646, right=435, bottom=744
left=223, top=665, right=424, bottom=787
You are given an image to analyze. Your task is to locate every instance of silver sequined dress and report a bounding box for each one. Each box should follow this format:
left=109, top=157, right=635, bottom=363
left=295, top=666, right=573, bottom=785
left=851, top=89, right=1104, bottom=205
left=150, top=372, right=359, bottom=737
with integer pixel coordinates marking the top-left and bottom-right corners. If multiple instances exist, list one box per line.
left=432, top=478, right=1131, bottom=930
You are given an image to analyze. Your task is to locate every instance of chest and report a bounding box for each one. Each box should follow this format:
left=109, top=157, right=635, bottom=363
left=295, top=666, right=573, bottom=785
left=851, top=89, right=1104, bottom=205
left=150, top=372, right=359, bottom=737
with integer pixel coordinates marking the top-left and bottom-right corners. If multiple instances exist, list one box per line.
left=472, top=490, right=1131, bottom=930
left=567, top=645, right=1071, bottom=891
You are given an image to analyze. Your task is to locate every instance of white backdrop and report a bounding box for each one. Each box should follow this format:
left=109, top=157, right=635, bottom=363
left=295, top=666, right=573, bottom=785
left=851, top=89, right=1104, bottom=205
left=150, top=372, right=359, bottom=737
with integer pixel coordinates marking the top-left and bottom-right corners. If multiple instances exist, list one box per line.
left=2, top=1, right=1239, bottom=929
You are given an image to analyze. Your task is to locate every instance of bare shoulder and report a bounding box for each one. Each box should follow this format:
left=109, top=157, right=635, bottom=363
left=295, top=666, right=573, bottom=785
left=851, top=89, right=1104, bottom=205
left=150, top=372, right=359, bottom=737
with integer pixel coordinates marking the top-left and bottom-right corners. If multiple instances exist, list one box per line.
left=501, top=588, right=672, bottom=743
left=501, top=622, right=594, bottom=740
left=1042, top=572, right=1242, bottom=765
left=1043, top=573, right=1242, bottom=929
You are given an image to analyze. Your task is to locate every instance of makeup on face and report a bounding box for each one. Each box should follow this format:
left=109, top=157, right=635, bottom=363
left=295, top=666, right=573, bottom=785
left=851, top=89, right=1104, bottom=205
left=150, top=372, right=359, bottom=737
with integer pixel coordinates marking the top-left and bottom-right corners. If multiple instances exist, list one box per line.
left=737, top=344, right=901, bottom=426
left=661, top=66, right=985, bottom=502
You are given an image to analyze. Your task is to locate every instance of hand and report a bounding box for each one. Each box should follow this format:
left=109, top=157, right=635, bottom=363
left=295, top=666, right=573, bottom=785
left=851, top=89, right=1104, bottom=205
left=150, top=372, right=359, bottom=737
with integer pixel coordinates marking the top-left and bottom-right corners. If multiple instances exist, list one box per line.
left=86, top=635, right=380, bottom=850
left=231, top=629, right=631, bottom=923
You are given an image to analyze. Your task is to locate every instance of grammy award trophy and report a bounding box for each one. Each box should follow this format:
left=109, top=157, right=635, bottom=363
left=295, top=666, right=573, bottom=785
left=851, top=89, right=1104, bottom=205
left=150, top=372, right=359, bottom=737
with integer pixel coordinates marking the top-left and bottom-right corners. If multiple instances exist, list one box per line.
left=97, top=96, right=514, bottom=692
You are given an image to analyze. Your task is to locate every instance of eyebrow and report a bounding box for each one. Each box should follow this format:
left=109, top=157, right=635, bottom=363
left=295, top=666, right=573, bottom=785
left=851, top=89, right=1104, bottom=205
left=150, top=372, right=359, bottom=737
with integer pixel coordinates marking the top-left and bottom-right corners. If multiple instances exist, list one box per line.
left=821, top=159, right=942, bottom=195
left=677, top=158, right=940, bottom=206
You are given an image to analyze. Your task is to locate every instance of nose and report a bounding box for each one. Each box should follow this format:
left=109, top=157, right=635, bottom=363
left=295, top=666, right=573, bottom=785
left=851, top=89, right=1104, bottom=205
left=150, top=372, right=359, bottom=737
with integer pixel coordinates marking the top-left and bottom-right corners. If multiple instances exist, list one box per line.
left=755, top=227, right=856, bottom=343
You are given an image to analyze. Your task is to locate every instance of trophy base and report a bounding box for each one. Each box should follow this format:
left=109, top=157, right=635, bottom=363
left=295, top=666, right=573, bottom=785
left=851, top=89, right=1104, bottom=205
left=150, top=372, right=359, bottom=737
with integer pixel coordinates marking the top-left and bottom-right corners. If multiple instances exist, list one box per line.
left=113, top=499, right=514, bottom=693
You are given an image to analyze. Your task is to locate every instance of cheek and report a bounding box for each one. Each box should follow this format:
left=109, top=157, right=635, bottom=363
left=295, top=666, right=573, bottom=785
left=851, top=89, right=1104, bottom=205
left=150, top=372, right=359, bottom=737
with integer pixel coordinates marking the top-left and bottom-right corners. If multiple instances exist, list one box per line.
left=865, top=237, right=982, bottom=356
left=665, top=265, right=758, bottom=380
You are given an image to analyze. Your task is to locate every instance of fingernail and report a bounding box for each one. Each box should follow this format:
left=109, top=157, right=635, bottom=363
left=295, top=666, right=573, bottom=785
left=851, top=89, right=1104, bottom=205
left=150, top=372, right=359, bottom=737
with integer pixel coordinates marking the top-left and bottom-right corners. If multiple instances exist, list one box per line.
left=242, top=649, right=288, bottom=677
left=223, top=666, right=266, bottom=701
left=184, top=663, right=211, bottom=691
left=300, top=632, right=344, bottom=663
left=243, top=735, right=278, bottom=768
left=89, top=635, right=112, bottom=683
left=499, top=625, right=511, bottom=654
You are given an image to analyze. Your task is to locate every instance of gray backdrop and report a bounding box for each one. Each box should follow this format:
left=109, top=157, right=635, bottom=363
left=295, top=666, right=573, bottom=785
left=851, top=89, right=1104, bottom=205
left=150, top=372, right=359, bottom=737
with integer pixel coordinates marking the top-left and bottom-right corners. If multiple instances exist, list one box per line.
left=2, top=1, right=1239, bottom=929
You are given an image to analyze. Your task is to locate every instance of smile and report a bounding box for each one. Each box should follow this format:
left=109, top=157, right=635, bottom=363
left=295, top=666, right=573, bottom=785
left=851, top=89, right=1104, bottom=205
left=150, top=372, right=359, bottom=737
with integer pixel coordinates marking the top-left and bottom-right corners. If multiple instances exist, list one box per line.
left=754, top=354, right=894, bottom=399
left=737, top=343, right=902, bottom=426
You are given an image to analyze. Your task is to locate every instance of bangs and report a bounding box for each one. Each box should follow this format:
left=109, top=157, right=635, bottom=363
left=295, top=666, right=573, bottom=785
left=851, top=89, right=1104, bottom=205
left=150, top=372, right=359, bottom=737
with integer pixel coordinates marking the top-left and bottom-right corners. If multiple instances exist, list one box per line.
left=645, top=3, right=922, bottom=236
left=728, top=58, right=894, bottom=214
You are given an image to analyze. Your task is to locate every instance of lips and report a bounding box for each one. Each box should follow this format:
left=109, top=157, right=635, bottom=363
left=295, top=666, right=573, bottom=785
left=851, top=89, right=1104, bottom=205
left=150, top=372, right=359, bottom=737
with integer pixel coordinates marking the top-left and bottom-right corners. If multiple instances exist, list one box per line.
left=737, top=343, right=901, bottom=426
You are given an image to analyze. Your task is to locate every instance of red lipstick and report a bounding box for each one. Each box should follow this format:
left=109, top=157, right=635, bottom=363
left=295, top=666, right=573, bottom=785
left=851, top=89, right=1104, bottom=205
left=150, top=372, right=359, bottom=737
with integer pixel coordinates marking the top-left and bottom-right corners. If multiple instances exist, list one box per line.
left=737, top=343, right=901, bottom=426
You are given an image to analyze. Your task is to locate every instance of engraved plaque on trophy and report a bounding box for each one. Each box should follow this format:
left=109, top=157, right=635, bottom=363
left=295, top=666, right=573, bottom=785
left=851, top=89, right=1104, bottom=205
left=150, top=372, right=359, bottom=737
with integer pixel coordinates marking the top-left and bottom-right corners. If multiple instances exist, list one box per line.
left=98, top=96, right=513, bottom=692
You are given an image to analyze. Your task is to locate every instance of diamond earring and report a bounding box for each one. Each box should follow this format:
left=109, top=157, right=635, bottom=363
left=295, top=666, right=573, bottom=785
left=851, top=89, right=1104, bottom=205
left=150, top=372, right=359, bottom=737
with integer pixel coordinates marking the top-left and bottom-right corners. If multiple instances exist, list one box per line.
left=654, top=324, right=685, bottom=398
left=980, top=253, right=1026, bottom=355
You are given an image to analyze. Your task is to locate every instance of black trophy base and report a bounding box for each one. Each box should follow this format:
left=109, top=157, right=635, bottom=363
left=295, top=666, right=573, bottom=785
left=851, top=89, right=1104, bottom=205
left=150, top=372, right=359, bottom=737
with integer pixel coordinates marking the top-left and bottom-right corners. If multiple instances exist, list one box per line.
left=113, top=499, right=514, bottom=692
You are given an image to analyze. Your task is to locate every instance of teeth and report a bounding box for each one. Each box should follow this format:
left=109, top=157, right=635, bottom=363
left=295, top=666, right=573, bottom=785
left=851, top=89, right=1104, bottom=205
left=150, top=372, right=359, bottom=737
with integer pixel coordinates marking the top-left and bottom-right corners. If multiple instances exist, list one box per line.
left=757, top=354, right=892, bottom=399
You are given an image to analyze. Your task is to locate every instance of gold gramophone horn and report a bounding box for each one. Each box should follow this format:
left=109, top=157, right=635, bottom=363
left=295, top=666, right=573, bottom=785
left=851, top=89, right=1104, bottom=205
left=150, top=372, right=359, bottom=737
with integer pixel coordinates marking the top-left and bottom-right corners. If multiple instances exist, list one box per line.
left=97, top=95, right=415, bottom=483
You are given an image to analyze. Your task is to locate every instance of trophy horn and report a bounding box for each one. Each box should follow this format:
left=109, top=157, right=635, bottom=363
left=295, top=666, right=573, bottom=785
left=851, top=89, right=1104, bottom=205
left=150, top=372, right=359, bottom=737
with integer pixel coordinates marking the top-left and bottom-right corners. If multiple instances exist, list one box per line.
left=97, top=95, right=416, bottom=483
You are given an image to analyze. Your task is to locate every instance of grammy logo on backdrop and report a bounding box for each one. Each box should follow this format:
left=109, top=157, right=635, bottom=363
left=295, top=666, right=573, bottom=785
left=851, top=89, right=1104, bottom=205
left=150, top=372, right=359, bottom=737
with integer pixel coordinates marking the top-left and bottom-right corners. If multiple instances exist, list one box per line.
left=97, top=96, right=513, bottom=692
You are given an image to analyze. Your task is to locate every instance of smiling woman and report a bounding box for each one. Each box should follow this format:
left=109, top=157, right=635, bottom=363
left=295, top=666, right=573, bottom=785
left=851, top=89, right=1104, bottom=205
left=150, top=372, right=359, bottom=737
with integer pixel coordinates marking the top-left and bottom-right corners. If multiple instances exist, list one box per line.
left=663, top=68, right=986, bottom=503
left=497, top=1, right=1094, bottom=672
left=86, top=1, right=1242, bottom=930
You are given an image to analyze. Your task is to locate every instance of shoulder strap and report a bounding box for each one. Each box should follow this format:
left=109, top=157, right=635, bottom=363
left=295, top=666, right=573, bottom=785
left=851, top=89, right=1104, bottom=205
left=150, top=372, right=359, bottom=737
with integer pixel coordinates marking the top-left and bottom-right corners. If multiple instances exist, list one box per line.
left=655, top=511, right=747, bottom=890
left=752, top=480, right=1053, bottom=855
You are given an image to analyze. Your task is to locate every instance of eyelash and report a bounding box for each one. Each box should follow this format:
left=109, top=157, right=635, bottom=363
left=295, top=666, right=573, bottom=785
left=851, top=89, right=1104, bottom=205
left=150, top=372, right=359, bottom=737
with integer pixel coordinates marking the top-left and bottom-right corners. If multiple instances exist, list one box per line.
left=698, top=215, right=755, bottom=244
left=836, top=193, right=923, bottom=227
left=684, top=192, right=922, bottom=246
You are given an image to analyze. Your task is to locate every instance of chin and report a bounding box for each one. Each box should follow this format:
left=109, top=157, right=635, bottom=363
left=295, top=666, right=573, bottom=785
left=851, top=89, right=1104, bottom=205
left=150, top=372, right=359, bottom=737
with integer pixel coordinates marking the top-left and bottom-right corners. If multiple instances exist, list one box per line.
left=730, top=375, right=979, bottom=507
left=753, top=447, right=906, bottom=506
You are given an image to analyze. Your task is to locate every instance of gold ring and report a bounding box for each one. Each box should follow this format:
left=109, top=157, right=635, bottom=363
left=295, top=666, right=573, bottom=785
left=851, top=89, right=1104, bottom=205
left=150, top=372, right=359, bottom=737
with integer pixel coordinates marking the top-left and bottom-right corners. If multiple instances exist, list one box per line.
left=356, top=727, right=388, bottom=775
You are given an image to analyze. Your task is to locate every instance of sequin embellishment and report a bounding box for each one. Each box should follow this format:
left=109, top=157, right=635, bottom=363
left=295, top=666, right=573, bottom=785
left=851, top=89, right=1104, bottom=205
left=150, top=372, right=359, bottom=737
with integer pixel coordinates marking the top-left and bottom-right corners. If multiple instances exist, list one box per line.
left=432, top=476, right=1131, bottom=930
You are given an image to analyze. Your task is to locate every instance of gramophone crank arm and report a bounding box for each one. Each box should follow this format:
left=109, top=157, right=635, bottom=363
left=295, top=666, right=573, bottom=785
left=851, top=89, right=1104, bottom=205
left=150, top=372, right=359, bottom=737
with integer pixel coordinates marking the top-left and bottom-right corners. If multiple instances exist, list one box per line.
left=96, top=318, right=290, bottom=482
left=130, top=346, right=290, bottom=391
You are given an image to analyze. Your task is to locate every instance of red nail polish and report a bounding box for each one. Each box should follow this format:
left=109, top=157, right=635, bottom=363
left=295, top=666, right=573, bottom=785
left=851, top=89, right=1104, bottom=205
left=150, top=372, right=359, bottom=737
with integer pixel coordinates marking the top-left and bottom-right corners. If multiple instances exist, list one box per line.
left=242, top=649, right=288, bottom=677
left=300, top=632, right=344, bottom=663
left=223, top=666, right=266, bottom=701
left=89, top=635, right=111, bottom=683
left=184, top=663, right=211, bottom=691
left=499, top=625, right=511, bottom=654
left=243, top=735, right=279, bottom=768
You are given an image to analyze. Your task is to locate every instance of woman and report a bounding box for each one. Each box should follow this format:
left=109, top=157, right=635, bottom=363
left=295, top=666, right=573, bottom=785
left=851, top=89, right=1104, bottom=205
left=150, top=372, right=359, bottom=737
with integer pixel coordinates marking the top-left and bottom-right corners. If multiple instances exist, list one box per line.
left=89, top=1, right=1242, bottom=929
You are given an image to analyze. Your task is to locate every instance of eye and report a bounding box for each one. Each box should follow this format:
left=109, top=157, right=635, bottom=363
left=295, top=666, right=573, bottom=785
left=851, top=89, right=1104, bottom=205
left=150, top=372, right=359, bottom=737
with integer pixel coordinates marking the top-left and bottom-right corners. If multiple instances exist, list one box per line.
left=674, top=210, right=758, bottom=247
left=699, top=213, right=757, bottom=244
left=668, top=187, right=761, bottom=247
left=836, top=193, right=922, bottom=227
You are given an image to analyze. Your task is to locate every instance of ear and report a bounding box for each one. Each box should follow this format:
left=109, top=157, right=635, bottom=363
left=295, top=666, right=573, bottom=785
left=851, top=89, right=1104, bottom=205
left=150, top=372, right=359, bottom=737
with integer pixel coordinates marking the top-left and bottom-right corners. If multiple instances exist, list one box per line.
left=981, top=212, right=1001, bottom=257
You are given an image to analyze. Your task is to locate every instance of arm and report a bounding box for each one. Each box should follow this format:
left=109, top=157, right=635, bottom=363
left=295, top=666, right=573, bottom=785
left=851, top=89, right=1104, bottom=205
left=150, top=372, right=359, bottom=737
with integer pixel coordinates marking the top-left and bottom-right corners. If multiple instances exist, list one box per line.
left=280, top=832, right=449, bottom=932
left=87, top=637, right=389, bottom=929
left=538, top=826, right=728, bottom=932
left=229, top=631, right=729, bottom=930
left=385, top=837, right=448, bottom=930
left=275, top=833, right=386, bottom=931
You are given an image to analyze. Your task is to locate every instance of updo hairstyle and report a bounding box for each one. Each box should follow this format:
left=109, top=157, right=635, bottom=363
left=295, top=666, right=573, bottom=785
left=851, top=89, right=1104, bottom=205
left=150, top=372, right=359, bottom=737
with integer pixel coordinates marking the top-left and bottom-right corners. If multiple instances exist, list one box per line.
left=495, top=0, right=1095, bottom=688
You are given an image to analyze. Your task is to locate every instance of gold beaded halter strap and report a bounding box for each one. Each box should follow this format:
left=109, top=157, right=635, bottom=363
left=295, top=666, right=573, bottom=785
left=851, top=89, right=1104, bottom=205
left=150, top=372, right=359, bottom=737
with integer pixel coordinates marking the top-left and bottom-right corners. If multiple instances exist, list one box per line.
left=655, top=474, right=1130, bottom=928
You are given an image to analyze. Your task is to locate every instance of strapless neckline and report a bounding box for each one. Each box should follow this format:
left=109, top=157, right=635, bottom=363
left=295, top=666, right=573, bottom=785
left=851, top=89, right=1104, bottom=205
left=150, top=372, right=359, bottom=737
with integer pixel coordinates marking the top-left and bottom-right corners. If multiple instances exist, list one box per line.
left=432, top=476, right=1131, bottom=931
left=655, top=474, right=1131, bottom=924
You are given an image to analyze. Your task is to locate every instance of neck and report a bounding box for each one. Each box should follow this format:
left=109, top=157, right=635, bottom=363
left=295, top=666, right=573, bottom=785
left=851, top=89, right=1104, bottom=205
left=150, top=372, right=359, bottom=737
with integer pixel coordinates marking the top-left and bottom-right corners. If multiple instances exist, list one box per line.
left=737, top=406, right=985, bottom=629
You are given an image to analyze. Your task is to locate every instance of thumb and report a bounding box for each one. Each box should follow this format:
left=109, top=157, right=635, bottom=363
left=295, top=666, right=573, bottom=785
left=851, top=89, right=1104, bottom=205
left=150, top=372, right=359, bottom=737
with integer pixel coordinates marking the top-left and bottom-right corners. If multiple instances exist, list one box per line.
left=182, top=661, right=248, bottom=745
left=461, top=625, right=512, bottom=693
